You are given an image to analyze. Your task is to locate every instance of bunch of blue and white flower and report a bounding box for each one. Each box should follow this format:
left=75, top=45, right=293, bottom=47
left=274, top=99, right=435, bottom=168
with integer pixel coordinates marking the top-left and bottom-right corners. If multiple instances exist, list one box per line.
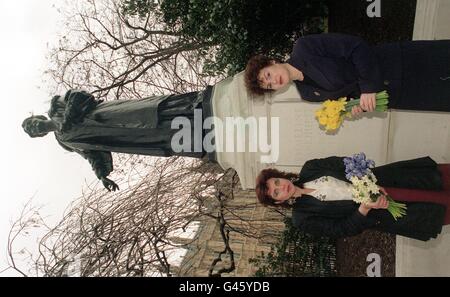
left=344, top=152, right=375, bottom=180
left=344, top=153, right=407, bottom=220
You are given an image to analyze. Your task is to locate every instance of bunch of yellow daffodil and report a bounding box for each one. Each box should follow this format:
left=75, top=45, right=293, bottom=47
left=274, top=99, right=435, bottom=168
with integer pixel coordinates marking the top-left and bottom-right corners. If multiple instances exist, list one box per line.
left=315, top=90, right=389, bottom=132
left=314, top=98, right=349, bottom=131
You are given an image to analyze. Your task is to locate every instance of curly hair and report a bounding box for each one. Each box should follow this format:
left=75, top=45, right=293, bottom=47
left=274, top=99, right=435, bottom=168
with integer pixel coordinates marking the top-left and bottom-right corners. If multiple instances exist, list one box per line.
left=244, top=54, right=276, bottom=97
left=255, top=168, right=299, bottom=208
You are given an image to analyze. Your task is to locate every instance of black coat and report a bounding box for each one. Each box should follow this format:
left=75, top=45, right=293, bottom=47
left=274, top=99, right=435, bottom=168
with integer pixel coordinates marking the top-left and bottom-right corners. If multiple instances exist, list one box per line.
left=48, top=89, right=209, bottom=180
left=288, top=33, right=450, bottom=112
left=291, top=156, right=446, bottom=241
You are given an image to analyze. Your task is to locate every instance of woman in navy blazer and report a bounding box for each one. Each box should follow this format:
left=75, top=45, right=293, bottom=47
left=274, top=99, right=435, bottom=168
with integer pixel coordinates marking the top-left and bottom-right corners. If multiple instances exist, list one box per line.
left=245, top=33, right=450, bottom=114
left=255, top=156, right=450, bottom=241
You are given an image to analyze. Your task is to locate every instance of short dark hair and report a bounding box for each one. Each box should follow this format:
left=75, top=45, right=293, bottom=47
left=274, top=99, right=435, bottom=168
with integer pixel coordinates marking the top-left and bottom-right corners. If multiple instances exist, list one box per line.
left=255, top=168, right=299, bottom=208
left=244, top=55, right=275, bottom=97
left=22, top=115, right=48, bottom=138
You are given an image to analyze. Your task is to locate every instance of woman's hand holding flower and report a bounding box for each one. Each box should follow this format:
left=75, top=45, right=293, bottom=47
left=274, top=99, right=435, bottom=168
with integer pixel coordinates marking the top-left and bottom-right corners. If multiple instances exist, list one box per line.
left=358, top=195, right=390, bottom=216
left=364, top=195, right=390, bottom=210
left=351, top=105, right=364, bottom=116
left=360, top=93, right=377, bottom=112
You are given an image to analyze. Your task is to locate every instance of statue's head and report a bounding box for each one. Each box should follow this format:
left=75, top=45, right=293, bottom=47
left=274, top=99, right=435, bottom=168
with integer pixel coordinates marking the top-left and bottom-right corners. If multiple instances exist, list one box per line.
left=22, top=115, right=51, bottom=138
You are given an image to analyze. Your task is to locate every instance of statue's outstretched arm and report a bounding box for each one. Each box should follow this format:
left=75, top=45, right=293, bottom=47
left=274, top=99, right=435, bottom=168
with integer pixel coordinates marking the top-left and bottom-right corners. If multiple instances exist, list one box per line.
left=78, top=149, right=119, bottom=191
left=56, top=138, right=118, bottom=191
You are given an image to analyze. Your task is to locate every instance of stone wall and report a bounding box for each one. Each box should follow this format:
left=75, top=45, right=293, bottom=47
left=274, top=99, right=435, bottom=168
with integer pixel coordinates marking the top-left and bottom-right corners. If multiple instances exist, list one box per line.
left=177, top=188, right=287, bottom=277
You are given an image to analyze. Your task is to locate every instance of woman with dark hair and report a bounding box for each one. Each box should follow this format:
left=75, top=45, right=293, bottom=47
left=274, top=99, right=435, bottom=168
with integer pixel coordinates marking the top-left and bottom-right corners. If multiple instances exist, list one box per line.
left=255, top=156, right=450, bottom=241
left=245, top=33, right=450, bottom=115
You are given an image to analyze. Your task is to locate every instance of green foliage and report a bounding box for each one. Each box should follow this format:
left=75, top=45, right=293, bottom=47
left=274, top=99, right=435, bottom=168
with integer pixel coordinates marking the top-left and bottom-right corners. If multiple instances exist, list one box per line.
left=122, top=0, right=328, bottom=76
left=122, top=0, right=159, bottom=18
left=249, top=218, right=337, bottom=277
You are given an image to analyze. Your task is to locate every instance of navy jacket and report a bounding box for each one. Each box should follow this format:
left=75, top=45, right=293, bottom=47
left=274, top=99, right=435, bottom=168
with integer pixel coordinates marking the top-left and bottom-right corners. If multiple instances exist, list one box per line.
left=287, top=33, right=385, bottom=102
left=287, top=33, right=450, bottom=112
left=291, top=156, right=446, bottom=241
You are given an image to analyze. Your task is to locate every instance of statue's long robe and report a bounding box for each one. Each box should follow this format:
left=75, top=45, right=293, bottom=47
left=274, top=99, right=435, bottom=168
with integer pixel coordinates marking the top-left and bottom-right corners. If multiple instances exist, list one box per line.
left=49, top=89, right=210, bottom=179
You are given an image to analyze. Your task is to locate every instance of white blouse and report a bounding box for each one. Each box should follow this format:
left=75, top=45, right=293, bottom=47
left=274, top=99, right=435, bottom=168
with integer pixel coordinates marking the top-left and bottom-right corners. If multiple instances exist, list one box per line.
left=303, top=176, right=353, bottom=201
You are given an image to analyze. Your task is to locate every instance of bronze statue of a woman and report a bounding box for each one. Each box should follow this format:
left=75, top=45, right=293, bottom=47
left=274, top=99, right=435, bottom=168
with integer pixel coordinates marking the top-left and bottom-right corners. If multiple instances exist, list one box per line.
left=22, top=88, right=215, bottom=191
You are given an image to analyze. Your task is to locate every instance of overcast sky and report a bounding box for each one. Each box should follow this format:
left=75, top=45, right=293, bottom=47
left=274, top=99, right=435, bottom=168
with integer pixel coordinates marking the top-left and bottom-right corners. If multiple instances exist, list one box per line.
left=0, top=0, right=98, bottom=276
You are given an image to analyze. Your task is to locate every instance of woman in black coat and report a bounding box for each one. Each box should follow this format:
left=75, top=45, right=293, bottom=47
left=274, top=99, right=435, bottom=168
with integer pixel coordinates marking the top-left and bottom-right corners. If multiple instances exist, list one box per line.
left=245, top=33, right=450, bottom=114
left=255, top=156, right=450, bottom=241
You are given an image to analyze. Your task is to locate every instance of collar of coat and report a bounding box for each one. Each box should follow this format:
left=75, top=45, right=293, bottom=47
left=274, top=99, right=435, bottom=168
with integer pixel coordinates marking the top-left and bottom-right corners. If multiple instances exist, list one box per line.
left=291, top=159, right=358, bottom=217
